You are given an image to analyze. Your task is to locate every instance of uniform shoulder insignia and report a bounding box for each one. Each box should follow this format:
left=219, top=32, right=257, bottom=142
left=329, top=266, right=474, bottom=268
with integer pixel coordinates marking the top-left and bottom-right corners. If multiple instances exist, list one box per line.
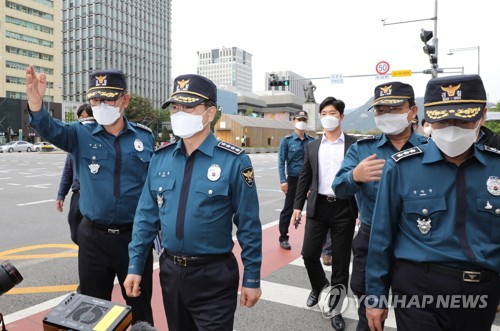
left=306, top=134, right=315, bottom=139
left=134, top=122, right=153, bottom=133
left=357, top=135, right=376, bottom=143
left=484, top=145, right=500, bottom=155
left=217, top=141, right=244, bottom=155
left=391, top=146, right=423, bottom=162
left=284, top=134, right=293, bottom=139
left=155, top=142, right=175, bottom=153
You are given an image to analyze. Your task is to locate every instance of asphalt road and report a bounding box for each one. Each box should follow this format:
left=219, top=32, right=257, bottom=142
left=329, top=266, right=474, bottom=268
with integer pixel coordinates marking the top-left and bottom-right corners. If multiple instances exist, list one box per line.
left=0, top=151, right=498, bottom=330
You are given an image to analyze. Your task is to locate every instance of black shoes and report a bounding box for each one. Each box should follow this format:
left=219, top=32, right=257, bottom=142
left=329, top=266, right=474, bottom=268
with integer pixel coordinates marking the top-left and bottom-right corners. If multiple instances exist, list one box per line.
left=280, top=240, right=291, bottom=250
left=331, top=313, right=345, bottom=331
left=306, top=281, right=329, bottom=307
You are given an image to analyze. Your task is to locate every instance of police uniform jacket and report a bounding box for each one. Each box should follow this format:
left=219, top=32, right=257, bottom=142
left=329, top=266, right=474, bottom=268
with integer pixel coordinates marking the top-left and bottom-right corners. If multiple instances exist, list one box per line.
left=366, top=140, right=500, bottom=301
left=278, top=132, right=315, bottom=183
left=30, top=106, right=154, bottom=225
left=128, top=133, right=262, bottom=288
left=332, top=131, right=428, bottom=226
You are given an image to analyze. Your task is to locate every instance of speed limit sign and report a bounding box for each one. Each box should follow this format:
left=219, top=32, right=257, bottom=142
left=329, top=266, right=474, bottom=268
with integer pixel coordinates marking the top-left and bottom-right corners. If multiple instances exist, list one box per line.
left=375, top=61, right=390, bottom=75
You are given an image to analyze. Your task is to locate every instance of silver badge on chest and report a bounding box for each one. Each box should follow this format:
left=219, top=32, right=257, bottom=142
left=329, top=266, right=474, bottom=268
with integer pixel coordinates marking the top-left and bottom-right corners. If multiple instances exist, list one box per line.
left=89, top=156, right=100, bottom=174
left=157, top=187, right=164, bottom=208
left=207, top=164, right=221, bottom=181
left=416, top=218, right=432, bottom=235
left=134, top=139, right=144, bottom=152
left=486, top=176, right=500, bottom=196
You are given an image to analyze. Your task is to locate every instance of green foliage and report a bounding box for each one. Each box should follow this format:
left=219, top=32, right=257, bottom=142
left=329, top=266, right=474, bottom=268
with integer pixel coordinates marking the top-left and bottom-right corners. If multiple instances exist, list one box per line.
left=211, top=107, right=222, bottom=132
left=484, top=102, right=500, bottom=134
left=245, top=107, right=253, bottom=117
left=64, top=111, right=78, bottom=123
left=126, top=95, right=157, bottom=128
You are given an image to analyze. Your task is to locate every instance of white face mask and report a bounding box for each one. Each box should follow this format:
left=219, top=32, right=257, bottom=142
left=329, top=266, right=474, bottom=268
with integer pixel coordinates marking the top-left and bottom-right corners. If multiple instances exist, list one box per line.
left=431, top=124, right=479, bottom=157
left=321, top=116, right=339, bottom=131
left=423, top=126, right=432, bottom=136
left=91, top=103, right=122, bottom=126
left=295, top=121, right=308, bottom=131
left=374, top=110, right=411, bottom=135
left=171, top=110, right=208, bottom=139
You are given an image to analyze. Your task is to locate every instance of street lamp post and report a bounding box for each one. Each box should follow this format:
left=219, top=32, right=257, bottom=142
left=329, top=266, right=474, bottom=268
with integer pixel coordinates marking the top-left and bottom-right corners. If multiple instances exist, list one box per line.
left=447, top=46, right=480, bottom=75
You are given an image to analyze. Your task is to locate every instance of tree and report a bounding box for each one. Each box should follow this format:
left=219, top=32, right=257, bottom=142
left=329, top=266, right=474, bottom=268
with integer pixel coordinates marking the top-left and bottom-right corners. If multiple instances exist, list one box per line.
left=126, top=95, right=157, bottom=128
left=211, top=107, right=222, bottom=132
left=64, top=111, right=78, bottom=123
left=245, top=107, right=254, bottom=117
left=483, top=101, right=500, bottom=134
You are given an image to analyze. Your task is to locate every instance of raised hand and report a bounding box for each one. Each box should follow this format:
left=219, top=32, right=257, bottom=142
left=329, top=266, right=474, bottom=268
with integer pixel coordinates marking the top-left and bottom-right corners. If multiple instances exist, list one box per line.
left=25, top=65, right=46, bottom=112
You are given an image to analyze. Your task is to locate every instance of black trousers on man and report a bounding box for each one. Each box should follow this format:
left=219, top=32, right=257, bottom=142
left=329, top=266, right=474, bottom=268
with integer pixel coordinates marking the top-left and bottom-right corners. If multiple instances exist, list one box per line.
left=77, top=218, right=154, bottom=325
left=279, top=176, right=298, bottom=243
left=350, top=225, right=370, bottom=331
left=302, top=196, right=356, bottom=295
left=68, top=190, right=83, bottom=245
left=159, top=252, right=239, bottom=331
left=391, top=259, right=500, bottom=331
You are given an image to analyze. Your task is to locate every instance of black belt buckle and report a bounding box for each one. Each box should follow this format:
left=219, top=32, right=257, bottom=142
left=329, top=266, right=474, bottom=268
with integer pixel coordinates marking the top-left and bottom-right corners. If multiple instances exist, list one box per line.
left=463, top=270, right=481, bottom=283
left=174, top=256, right=188, bottom=267
left=107, top=228, right=120, bottom=234
left=326, top=196, right=336, bottom=202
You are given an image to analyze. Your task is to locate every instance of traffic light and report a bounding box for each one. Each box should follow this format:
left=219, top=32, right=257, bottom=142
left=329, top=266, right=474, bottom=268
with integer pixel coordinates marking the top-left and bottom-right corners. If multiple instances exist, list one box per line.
left=420, top=29, right=437, bottom=65
left=283, top=80, right=290, bottom=86
left=268, top=77, right=290, bottom=87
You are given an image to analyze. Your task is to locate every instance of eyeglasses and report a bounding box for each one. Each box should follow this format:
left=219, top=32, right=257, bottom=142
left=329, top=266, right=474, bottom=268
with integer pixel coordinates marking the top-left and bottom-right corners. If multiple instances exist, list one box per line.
left=89, top=95, right=123, bottom=107
left=431, top=120, right=478, bottom=130
left=374, top=106, right=410, bottom=115
left=168, top=103, right=211, bottom=114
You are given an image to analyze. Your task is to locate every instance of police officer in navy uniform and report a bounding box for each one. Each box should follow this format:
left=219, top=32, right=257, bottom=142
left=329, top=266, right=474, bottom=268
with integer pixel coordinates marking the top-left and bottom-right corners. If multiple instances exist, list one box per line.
left=278, top=110, right=315, bottom=250
left=333, top=82, right=427, bottom=330
left=365, top=74, right=500, bottom=331
left=26, top=65, right=154, bottom=325
left=124, top=74, right=262, bottom=331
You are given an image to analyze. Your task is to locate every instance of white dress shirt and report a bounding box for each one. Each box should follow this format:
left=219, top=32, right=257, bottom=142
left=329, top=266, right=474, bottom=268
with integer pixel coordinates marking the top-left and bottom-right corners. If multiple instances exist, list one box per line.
left=318, top=132, right=345, bottom=196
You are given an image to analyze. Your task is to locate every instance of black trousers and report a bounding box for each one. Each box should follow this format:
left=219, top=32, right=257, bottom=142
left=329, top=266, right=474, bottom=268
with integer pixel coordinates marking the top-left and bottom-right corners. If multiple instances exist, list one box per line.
left=302, top=197, right=356, bottom=292
left=68, top=191, right=83, bottom=245
left=279, top=176, right=299, bottom=242
left=77, top=219, right=154, bottom=325
left=391, top=259, right=500, bottom=331
left=350, top=227, right=370, bottom=331
left=159, top=252, right=239, bottom=331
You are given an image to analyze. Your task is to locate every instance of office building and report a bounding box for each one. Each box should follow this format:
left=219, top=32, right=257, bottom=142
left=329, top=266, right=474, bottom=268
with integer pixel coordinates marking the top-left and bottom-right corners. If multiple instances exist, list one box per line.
left=0, top=0, right=62, bottom=142
left=62, top=0, right=172, bottom=114
left=197, top=47, right=252, bottom=92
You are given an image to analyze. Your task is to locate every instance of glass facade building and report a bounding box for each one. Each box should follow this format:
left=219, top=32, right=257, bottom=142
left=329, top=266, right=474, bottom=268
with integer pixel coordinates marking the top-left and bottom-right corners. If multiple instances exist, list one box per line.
left=61, top=0, right=172, bottom=112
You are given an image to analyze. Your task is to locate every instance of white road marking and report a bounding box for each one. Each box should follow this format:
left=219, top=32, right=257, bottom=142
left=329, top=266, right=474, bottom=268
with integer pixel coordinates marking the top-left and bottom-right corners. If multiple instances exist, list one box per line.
left=17, top=199, right=55, bottom=206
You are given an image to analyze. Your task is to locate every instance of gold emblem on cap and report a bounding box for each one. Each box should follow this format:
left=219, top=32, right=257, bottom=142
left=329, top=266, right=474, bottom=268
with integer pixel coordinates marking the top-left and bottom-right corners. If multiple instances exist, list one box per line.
left=440, top=84, right=461, bottom=97
left=96, top=75, right=107, bottom=86
left=380, top=85, right=392, bottom=94
left=177, top=79, right=190, bottom=90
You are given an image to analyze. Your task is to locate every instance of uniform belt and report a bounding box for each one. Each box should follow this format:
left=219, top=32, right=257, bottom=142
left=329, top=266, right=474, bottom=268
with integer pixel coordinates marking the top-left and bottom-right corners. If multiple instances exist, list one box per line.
left=359, top=223, right=371, bottom=236
left=423, top=262, right=494, bottom=283
left=164, top=251, right=230, bottom=267
left=317, top=194, right=337, bottom=202
left=83, top=218, right=133, bottom=235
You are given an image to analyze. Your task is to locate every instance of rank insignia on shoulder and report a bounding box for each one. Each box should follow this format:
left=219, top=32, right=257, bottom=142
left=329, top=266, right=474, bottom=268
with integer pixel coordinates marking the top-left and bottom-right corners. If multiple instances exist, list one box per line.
left=284, top=134, right=292, bottom=138
left=217, top=141, right=243, bottom=155
left=241, top=167, right=254, bottom=188
left=357, top=135, right=376, bottom=143
left=484, top=145, right=500, bottom=155
left=391, top=146, right=423, bottom=162
left=135, top=122, right=153, bottom=133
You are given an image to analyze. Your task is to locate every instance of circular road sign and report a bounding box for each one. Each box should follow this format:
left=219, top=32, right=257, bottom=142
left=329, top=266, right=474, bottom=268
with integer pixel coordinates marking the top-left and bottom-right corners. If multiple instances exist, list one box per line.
left=376, top=61, right=390, bottom=75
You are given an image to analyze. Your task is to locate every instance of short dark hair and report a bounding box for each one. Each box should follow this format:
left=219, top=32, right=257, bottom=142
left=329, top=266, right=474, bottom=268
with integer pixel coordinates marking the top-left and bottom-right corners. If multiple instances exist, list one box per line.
left=408, top=98, right=416, bottom=107
left=77, top=103, right=93, bottom=118
left=421, top=118, right=427, bottom=126
left=203, top=100, right=217, bottom=109
left=319, top=97, right=345, bottom=114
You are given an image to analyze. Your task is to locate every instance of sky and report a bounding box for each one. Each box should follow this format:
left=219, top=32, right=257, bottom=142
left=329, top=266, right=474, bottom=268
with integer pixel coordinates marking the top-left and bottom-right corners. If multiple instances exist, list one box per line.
left=170, top=0, right=499, bottom=110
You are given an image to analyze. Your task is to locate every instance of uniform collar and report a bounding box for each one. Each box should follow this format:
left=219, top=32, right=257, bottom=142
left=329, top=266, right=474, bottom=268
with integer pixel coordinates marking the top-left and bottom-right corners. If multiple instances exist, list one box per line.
left=174, top=132, right=217, bottom=157
left=422, top=140, right=487, bottom=166
left=91, top=116, right=133, bottom=135
left=291, top=131, right=305, bottom=140
left=376, top=130, right=424, bottom=148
